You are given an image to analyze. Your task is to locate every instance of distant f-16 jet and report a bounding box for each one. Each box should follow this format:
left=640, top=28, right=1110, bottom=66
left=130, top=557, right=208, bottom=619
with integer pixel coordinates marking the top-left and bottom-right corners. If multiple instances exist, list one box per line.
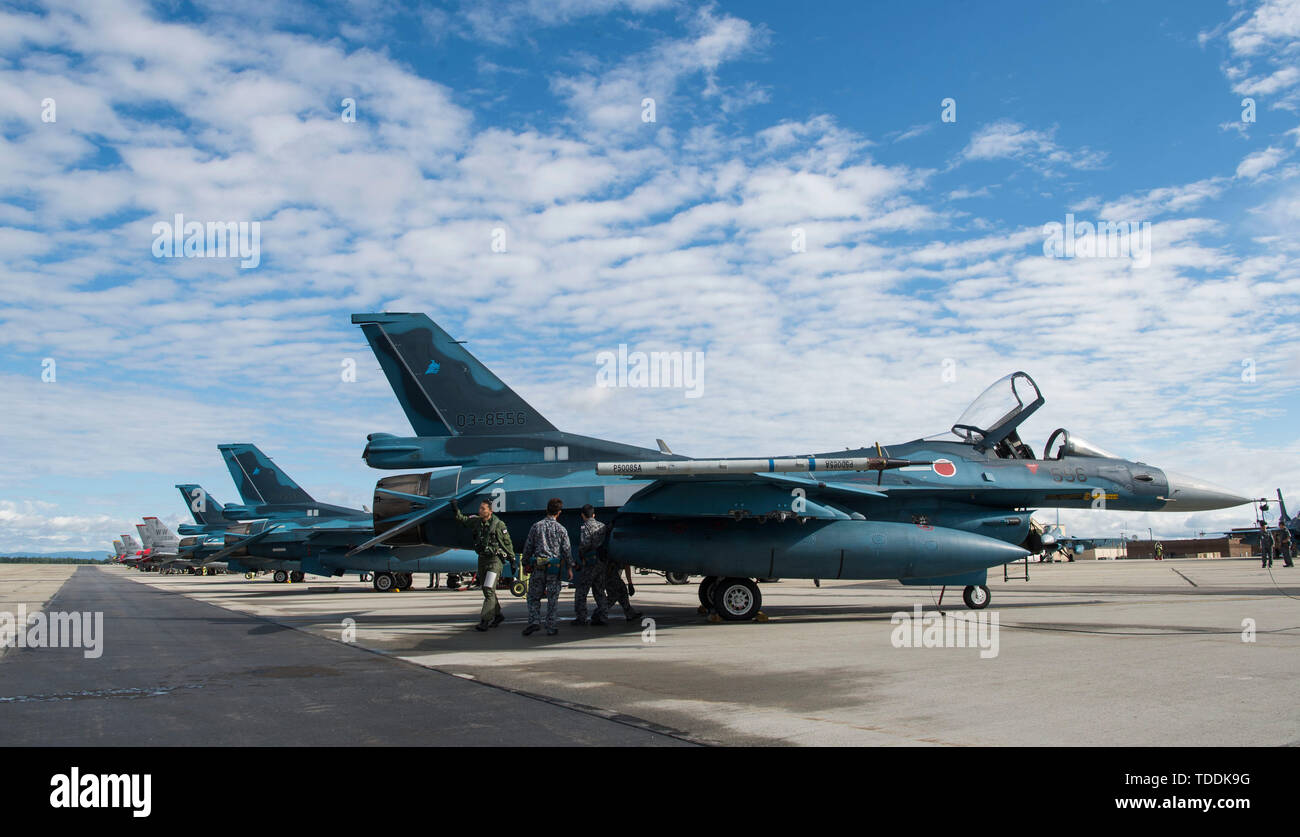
left=348, top=312, right=1249, bottom=618
left=175, top=443, right=479, bottom=591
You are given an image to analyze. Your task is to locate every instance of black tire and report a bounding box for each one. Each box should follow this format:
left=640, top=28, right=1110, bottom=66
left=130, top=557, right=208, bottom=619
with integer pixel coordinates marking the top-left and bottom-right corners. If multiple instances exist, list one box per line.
left=272, top=570, right=288, bottom=584
left=446, top=573, right=461, bottom=589
left=963, top=584, right=991, bottom=610
left=711, top=577, right=762, bottom=621
left=665, top=572, right=690, bottom=585
left=396, top=572, right=413, bottom=589
left=290, top=571, right=304, bottom=583
left=374, top=572, right=396, bottom=592
left=698, top=576, right=718, bottom=608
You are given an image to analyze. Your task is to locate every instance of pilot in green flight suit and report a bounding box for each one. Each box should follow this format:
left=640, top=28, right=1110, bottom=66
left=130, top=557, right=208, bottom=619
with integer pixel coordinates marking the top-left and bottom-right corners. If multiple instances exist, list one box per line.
left=453, top=498, right=514, bottom=631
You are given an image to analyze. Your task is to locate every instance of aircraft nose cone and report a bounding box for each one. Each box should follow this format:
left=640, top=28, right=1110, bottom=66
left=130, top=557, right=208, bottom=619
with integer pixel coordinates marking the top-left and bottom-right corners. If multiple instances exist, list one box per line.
left=1161, top=471, right=1251, bottom=512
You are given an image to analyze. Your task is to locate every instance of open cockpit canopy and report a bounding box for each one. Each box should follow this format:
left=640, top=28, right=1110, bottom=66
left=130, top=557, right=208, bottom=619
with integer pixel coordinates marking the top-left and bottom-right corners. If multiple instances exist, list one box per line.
left=944, top=372, right=1045, bottom=454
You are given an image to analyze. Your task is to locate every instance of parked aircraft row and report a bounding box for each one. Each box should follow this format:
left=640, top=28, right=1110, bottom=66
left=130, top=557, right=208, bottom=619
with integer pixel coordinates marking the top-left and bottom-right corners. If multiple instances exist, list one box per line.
left=110, top=442, right=481, bottom=591
left=113, top=311, right=1252, bottom=618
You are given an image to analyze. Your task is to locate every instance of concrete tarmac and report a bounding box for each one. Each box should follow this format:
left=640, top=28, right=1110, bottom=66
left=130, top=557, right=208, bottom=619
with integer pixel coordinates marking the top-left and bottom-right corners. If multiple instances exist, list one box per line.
left=113, top=558, right=1300, bottom=747
left=0, top=565, right=690, bottom=746
left=0, top=565, right=78, bottom=661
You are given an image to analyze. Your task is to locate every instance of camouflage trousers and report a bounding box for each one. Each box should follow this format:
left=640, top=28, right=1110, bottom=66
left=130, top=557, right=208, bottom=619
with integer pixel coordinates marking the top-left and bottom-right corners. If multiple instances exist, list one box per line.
left=478, top=555, right=503, bottom=624
left=526, top=571, right=561, bottom=630
left=603, top=562, right=636, bottom=618
left=573, top=561, right=608, bottom=620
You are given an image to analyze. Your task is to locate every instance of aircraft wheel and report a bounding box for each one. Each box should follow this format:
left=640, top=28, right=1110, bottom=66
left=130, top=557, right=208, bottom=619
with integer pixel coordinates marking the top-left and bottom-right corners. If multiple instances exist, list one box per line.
left=665, top=572, right=691, bottom=585
left=373, top=572, right=395, bottom=592
left=272, top=570, right=288, bottom=584
left=397, top=572, right=413, bottom=590
left=244, top=572, right=254, bottom=580
left=510, top=580, right=526, bottom=598
left=698, top=576, right=718, bottom=609
left=963, top=585, right=990, bottom=610
left=711, top=577, right=761, bottom=621
left=290, top=571, right=304, bottom=583
left=446, top=573, right=461, bottom=589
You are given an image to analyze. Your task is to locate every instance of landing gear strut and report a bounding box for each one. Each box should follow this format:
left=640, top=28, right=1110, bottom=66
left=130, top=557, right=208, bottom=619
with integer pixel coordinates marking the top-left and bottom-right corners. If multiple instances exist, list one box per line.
left=963, top=584, right=990, bottom=610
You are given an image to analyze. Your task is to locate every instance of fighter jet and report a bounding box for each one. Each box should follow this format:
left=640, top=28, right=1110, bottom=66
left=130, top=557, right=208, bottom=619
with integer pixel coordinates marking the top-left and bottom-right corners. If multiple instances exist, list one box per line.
left=187, top=443, right=481, bottom=591
left=349, top=312, right=1250, bottom=618
left=131, top=517, right=192, bottom=572
left=117, top=532, right=145, bottom=566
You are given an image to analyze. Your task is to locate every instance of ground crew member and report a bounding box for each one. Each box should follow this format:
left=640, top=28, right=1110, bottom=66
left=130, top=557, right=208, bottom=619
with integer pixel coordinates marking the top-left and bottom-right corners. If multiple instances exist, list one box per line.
left=1276, top=526, right=1294, bottom=568
left=452, top=498, right=513, bottom=631
left=601, top=526, right=643, bottom=622
left=1154, top=541, right=1163, bottom=561
left=573, top=504, right=609, bottom=625
left=522, top=498, right=570, bottom=636
left=1260, top=523, right=1273, bottom=568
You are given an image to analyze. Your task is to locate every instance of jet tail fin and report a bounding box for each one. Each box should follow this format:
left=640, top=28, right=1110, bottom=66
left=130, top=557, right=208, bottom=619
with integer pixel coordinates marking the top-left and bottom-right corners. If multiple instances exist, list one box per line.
left=141, top=517, right=179, bottom=549
left=177, top=484, right=226, bottom=524
left=218, top=444, right=314, bottom=506
left=1279, top=490, right=1292, bottom=525
left=352, top=312, right=556, bottom=437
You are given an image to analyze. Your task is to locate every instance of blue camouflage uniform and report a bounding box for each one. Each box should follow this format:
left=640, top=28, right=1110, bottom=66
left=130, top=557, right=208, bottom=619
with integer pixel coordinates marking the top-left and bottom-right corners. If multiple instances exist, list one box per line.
left=574, top=517, right=610, bottom=621
left=604, top=555, right=638, bottom=619
left=522, top=517, right=570, bottom=631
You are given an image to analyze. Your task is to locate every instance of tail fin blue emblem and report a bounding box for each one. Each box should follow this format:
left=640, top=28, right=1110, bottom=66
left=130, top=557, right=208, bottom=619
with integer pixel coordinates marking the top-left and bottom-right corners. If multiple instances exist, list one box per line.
left=425, top=360, right=440, bottom=375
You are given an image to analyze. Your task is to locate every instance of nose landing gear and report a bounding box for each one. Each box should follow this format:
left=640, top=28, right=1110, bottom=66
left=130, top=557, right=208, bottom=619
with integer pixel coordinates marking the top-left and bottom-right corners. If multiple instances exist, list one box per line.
left=963, top=584, right=991, bottom=609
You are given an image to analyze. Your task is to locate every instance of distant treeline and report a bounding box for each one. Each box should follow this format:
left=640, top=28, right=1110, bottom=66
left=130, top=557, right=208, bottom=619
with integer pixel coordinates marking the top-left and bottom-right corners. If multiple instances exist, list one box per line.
left=0, top=557, right=105, bottom=565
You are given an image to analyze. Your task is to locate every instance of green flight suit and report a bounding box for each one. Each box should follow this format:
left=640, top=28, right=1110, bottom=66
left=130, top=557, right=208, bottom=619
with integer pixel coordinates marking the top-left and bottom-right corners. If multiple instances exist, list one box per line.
left=456, top=509, right=515, bottom=623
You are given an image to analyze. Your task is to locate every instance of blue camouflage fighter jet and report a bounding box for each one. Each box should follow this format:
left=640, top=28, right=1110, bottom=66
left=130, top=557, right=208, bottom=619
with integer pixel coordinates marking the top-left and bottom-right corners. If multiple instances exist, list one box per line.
left=174, top=443, right=482, bottom=591
left=349, top=312, right=1249, bottom=618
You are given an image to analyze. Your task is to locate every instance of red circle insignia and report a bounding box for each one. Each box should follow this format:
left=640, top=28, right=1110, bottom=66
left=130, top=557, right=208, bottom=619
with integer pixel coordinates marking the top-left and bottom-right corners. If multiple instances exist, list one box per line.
left=932, top=459, right=957, bottom=478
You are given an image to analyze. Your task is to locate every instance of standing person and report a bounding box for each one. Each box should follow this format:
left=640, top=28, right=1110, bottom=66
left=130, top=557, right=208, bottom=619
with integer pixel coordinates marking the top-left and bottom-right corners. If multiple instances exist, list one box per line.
left=1277, top=526, right=1294, bottom=568
left=572, top=504, right=609, bottom=626
left=1260, top=522, right=1274, bottom=569
left=452, top=498, right=513, bottom=631
left=522, top=498, right=570, bottom=636
left=1154, top=542, right=1164, bottom=561
left=602, top=528, right=643, bottom=623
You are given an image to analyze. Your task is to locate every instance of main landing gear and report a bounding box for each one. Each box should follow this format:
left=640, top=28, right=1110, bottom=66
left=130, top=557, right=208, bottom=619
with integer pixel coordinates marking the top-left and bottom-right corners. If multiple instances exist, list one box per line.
left=697, top=576, right=763, bottom=621
left=371, top=571, right=415, bottom=592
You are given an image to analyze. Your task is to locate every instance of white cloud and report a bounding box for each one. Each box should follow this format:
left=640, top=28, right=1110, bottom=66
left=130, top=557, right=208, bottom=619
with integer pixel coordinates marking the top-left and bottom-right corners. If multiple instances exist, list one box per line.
left=960, top=120, right=1105, bottom=171
left=1237, top=145, right=1289, bottom=179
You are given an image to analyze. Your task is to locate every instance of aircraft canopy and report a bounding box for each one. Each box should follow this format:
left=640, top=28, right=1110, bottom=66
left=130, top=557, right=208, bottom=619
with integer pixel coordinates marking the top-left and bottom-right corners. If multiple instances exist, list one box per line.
left=947, top=371, right=1045, bottom=451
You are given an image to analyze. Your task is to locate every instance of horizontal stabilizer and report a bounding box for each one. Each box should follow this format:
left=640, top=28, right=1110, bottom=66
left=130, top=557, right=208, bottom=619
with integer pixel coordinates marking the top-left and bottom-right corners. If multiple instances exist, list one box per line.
left=346, top=474, right=504, bottom=557
left=205, top=524, right=282, bottom=562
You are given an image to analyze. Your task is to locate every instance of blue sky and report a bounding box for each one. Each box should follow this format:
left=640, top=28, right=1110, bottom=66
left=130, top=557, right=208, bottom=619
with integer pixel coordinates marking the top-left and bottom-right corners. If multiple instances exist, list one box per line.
left=1, top=0, right=1298, bottom=552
